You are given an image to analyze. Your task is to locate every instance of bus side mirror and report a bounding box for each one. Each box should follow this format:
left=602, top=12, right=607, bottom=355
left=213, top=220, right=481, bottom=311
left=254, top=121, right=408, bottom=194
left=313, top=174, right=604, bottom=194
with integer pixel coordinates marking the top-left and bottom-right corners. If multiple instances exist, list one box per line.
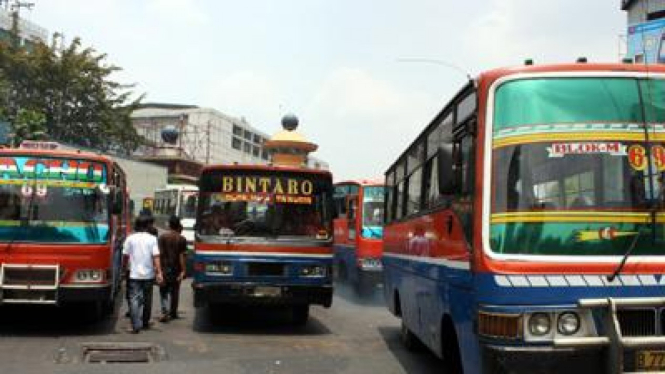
left=438, top=145, right=456, bottom=195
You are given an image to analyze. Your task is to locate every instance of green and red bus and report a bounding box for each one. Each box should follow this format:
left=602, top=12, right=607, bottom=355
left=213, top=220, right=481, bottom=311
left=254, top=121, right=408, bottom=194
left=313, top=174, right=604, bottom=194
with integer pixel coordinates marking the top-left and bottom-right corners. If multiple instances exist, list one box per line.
left=333, top=180, right=385, bottom=293
left=384, top=62, right=665, bottom=373
left=0, top=144, right=129, bottom=317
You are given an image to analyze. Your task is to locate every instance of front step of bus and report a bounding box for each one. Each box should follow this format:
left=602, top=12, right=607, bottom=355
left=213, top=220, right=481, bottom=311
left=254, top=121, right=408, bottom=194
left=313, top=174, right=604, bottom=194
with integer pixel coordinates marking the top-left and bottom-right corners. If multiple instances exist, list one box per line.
left=0, top=264, right=59, bottom=304
left=555, top=297, right=665, bottom=373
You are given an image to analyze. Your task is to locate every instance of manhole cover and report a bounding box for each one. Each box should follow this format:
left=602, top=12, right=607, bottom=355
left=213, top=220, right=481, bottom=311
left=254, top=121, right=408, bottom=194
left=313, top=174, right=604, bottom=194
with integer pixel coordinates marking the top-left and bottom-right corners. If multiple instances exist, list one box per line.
left=81, top=343, right=166, bottom=364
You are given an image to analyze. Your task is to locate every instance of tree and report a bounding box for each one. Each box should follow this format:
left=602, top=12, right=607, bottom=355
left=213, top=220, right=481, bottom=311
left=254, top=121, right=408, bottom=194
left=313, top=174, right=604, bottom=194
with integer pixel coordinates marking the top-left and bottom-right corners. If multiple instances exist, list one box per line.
left=9, top=108, right=47, bottom=146
left=0, top=71, right=8, bottom=121
left=0, top=36, right=143, bottom=154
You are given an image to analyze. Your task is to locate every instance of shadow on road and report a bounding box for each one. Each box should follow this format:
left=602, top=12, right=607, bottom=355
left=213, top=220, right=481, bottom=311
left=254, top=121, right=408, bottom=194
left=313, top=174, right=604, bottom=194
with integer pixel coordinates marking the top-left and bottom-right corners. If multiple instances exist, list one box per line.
left=377, top=325, right=442, bottom=374
left=333, top=281, right=386, bottom=308
left=0, top=299, right=122, bottom=337
left=193, top=304, right=332, bottom=336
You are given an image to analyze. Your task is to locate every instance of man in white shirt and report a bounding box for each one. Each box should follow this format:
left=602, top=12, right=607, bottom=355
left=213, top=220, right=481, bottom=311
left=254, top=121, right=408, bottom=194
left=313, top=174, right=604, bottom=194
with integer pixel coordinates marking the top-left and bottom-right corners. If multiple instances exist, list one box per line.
left=123, top=215, right=164, bottom=333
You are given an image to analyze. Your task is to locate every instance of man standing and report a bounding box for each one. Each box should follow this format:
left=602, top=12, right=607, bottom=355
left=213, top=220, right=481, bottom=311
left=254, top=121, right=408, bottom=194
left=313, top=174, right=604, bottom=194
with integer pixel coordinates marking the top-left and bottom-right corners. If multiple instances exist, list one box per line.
left=123, top=215, right=163, bottom=333
left=158, top=215, right=188, bottom=322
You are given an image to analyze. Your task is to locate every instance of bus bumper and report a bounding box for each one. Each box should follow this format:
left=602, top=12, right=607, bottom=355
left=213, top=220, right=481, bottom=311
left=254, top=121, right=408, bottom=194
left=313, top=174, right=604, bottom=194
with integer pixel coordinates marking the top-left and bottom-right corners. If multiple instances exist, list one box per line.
left=0, top=284, right=112, bottom=305
left=58, top=285, right=112, bottom=303
left=482, top=344, right=605, bottom=374
left=358, top=268, right=383, bottom=284
left=192, top=282, right=333, bottom=308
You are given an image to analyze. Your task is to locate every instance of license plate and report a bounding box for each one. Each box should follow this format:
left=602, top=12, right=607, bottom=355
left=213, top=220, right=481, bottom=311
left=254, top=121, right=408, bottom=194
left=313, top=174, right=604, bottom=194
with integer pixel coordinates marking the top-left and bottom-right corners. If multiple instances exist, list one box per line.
left=253, top=286, right=281, bottom=297
left=636, top=350, right=665, bottom=371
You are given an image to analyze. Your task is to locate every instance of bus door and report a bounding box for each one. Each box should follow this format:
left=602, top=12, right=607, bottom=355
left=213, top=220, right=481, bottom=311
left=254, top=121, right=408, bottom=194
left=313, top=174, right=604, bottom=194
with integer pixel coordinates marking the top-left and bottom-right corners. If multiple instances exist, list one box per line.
left=346, top=195, right=359, bottom=243
left=109, top=164, right=128, bottom=296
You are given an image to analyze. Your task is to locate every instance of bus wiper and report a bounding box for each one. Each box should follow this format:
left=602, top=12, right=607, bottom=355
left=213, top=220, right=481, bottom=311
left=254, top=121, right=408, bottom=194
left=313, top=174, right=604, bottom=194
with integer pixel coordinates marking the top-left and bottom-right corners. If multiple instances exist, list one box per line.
left=607, top=228, right=642, bottom=282
left=608, top=192, right=664, bottom=282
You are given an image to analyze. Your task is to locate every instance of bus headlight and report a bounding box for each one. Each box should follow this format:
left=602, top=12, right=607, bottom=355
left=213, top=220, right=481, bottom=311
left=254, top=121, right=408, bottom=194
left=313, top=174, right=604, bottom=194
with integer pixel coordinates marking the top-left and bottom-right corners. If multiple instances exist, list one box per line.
left=300, top=265, right=326, bottom=277
left=73, top=269, right=104, bottom=283
left=358, top=258, right=382, bottom=270
left=528, top=312, right=552, bottom=336
left=557, top=312, right=581, bottom=335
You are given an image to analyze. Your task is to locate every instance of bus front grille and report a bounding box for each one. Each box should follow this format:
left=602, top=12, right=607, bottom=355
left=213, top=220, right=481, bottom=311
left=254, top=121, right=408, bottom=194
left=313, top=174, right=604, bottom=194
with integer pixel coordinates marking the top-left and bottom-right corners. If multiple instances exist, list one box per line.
left=3, top=267, right=58, bottom=287
left=617, top=309, right=657, bottom=336
left=0, top=264, right=59, bottom=304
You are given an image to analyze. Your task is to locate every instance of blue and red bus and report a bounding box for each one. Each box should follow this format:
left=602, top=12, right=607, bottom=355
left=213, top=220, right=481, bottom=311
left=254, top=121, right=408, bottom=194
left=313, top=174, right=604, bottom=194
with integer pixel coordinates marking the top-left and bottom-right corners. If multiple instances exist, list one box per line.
left=333, top=180, right=385, bottom=293
left=0, top=143, right=129, bottom=318
left=192, top=164, right=334, bottom=324
left=383, top=62, right=665, bottom=373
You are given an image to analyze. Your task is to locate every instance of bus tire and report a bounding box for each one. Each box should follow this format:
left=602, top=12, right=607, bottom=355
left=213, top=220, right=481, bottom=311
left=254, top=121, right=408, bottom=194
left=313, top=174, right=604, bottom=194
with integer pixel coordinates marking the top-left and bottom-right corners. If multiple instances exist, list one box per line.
left=81, top=300, right=105, bottom=323
left=337, top=263, right=348, bottom=282
left=393, top=291, right=402, bottom=317
left=441, top=316, right=464, bottom=374
left=292, top=305, right=309, bottom=326
left=400, top=320, right=422, bottom=351
left=102, top=294, right=115, bottom=316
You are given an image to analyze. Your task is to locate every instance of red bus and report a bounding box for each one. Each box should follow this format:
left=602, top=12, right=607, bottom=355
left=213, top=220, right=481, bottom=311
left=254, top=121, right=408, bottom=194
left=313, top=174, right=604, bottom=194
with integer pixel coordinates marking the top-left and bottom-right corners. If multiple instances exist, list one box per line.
left=333, top=180, right=385, bottom=293
left=192, top=164, right=334, bottom=324
left=0, top=145, right=129, bottom=317
left=383, top=62, right=665, bottom=373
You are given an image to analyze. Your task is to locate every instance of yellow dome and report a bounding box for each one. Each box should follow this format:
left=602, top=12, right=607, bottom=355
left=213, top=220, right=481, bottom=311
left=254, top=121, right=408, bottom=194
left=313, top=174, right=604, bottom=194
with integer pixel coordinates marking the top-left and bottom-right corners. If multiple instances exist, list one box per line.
left=270, top=129, right=308, bottom=142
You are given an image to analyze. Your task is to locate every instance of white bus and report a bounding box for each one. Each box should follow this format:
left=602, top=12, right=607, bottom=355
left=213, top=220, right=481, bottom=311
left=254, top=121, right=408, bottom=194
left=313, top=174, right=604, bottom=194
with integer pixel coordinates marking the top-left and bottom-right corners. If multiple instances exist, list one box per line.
left=153, top=184, right=198, bottom=245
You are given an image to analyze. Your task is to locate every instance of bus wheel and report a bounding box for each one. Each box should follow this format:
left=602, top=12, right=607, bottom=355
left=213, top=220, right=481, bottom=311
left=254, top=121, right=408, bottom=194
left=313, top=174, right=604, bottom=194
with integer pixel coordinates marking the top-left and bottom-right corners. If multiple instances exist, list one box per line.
left=337, top=264, right=348, bottom=282
left=292, top=305, right=310, bottom=326
left=82, top=301, right=105, bottom=323
left=442, top=318, right=464, bottom=374
left=102, top=294, right=115, bottom=316
left=400, top=321, right=422, bottom=351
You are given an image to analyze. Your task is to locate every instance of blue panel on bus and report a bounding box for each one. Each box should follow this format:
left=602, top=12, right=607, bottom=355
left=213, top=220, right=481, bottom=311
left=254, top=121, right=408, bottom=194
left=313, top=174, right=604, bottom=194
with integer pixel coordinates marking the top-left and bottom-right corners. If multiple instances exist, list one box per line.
left=475, top=272, right=665, bottom=305
left=193, top=252, right=332, bottom=286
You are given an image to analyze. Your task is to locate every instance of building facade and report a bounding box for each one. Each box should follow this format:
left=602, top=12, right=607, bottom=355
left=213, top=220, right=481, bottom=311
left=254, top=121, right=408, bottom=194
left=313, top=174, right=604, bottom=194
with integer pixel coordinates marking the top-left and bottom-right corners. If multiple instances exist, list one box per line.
left=131, top=103, right=329, bottom=170
left=0, top=7, right=47, bottom=48
left=622, top=0, right=665, bottom=63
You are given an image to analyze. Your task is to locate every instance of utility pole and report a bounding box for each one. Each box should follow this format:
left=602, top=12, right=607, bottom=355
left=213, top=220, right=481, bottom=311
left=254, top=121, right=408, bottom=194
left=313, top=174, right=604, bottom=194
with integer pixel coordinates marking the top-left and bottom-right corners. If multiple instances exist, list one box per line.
left=8, top=0, right=35, bottom=50
left=206, top=120, right=211, bottom=164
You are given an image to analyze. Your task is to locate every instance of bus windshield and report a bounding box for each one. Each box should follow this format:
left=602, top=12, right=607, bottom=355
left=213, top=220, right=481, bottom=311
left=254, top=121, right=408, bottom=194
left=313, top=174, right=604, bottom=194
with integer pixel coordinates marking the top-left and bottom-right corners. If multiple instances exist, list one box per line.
left=491, top=77, right=665, bottom=256
left=0, top=156, right=109, bottom=244
left=361, top=186, right=385, bottom=239
left=180, top=191, right=198, bottom=220
left=197, top=170, right=333, bottom=240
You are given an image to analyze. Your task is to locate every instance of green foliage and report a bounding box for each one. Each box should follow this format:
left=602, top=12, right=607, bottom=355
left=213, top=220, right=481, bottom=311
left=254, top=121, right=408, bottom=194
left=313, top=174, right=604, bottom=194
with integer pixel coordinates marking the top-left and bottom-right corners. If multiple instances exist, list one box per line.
left=0, top=72, right=7, bottom=121
left=10, top=108, right=47, bottom=146
left=0, top=36, right=143, bottom=154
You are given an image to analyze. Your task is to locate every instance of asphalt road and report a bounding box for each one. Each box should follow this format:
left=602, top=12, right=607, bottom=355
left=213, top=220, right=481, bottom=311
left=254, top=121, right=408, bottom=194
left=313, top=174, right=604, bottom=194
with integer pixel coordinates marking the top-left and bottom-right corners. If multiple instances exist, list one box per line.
left=0, top=281, right=442, bottom=374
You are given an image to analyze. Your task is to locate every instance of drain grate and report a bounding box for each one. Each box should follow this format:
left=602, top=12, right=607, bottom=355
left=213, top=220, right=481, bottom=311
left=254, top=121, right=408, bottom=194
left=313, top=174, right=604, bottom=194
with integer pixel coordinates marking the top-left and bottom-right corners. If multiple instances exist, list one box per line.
left=81, top=343, right=165, bottom=364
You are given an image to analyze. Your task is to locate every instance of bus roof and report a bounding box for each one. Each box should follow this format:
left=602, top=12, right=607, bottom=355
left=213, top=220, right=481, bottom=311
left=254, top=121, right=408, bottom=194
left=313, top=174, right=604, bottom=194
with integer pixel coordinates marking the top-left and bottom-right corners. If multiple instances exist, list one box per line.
left=202, top=164, right=332, bottom=178
left=334, top=179, right=384, bottom=187
left=155, top=184, right=199, bottom=192
left=477, top=62, right=665, bottom=87
left=0, top=148, right=116, bottom=165
left=384, top=61, right=665, bottom=176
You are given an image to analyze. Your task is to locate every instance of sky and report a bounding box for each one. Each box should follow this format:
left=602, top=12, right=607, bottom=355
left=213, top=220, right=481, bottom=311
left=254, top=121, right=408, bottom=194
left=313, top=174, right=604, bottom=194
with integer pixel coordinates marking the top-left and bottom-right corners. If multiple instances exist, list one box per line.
left=25, top=0, right=627, bottom=181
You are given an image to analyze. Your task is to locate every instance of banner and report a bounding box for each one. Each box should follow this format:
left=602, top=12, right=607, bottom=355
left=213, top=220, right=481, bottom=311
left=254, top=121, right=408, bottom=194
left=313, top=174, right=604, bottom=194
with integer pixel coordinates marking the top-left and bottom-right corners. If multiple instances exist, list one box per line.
left=627, top=18, right=665, bottom=63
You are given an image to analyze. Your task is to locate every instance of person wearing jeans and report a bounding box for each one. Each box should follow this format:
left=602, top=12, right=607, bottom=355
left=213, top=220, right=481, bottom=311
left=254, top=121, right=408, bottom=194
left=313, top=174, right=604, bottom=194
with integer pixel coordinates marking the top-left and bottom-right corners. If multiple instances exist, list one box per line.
left=158, top=215, right=188, bottom=322
left=123, top=215, right=163, bottom=333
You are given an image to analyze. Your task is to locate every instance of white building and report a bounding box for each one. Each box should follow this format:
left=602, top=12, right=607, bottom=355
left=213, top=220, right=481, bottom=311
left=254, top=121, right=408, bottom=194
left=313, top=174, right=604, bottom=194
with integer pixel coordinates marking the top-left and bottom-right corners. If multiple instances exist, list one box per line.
left=0, top=7, right=48, bottom=47
left=131, top=103, right=329, bottom=170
